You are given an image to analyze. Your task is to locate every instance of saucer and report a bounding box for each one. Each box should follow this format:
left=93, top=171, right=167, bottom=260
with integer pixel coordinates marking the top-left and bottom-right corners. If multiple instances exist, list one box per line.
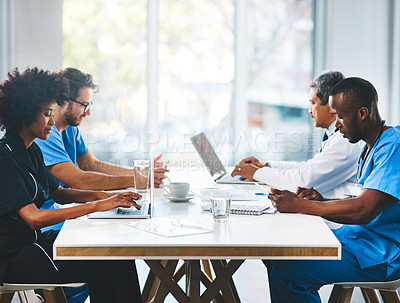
left=164, top=193, right=196, bottom=202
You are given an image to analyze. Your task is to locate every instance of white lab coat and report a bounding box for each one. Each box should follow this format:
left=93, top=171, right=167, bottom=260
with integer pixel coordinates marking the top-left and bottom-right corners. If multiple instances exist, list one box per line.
left=253, top=126, right=364, bottom=199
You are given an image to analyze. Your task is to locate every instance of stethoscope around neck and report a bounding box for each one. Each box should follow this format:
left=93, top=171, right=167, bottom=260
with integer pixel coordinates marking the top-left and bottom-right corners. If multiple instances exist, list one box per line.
left=356, top=120, right=386, bottom=181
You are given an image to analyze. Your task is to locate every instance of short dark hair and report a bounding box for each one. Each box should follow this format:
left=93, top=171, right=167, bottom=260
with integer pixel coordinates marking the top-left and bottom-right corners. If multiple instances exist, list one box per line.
left=60, top=68, right=99, bottom=100
left=310, top=71, right=345, bottom=105
left=330, top=77, right=378, bottom=115
left=0, top=67, right=68, bottom=132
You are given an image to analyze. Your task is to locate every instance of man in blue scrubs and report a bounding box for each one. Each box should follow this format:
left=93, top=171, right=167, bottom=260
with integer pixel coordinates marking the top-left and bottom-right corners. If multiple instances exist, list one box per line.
left=35, top=68, right=167, bottom=303
left=265, top=77, right=400, bottom=303
left=36, top=68, right=167, bottom=191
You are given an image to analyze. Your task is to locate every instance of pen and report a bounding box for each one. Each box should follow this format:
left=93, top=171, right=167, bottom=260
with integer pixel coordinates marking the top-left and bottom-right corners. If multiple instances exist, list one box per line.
left=255, top=192, right=269, bottom=196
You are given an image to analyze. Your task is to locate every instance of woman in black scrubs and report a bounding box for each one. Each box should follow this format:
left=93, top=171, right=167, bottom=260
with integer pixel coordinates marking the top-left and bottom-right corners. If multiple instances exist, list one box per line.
left=0, top=68, right=142, bottom=302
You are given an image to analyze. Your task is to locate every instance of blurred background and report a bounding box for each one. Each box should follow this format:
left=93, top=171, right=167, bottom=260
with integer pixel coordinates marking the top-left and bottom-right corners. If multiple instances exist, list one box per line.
left=1, top=0, right=399, bottom=167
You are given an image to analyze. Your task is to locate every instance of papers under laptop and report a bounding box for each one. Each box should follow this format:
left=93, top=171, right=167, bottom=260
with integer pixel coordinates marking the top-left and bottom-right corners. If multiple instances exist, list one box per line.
left=190, top=132, right=261, bottom=184
left=88, top=153, right=155, bottom=219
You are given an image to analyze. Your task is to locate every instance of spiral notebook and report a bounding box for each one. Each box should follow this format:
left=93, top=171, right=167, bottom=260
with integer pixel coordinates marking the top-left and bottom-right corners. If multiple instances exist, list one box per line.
left=201, top=203, right=272, bottom=216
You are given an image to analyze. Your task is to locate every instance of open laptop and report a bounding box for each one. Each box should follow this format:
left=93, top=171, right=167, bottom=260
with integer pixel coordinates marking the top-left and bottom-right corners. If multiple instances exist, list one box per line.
left=190, top=132, right=260, bottom=184
left=88, top=153, right=154, bottom=219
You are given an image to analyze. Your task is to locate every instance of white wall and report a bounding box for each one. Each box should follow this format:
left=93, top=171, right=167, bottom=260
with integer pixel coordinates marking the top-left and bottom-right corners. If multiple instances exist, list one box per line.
left=315, top=0, right=399, bottom=124
left=10, top=0, right=63, bottom=72
left=1, top=0, right=399, bottom=124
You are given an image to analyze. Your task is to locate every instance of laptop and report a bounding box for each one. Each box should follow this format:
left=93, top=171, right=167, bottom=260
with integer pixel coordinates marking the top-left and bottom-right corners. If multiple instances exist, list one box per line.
left=190, top=132, right=260, bottom=184
left=88, top=153, right=154, bottom=219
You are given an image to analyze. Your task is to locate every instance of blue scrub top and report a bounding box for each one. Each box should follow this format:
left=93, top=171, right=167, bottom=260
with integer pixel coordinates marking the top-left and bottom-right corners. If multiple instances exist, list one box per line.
left=35, top=126, right=89, bottom=231
left=35, top=125, right=88, bottom=187
left=332, top=126, right=400, bottom=277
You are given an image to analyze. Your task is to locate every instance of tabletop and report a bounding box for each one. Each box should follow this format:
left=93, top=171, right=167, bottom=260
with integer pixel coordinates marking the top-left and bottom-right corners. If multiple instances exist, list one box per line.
left=53, top=170, right=341, bottom=261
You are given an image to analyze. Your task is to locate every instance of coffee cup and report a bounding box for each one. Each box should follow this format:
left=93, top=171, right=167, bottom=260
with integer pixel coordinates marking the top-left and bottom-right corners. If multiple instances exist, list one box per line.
left=165, top=182, right=190, bottom=198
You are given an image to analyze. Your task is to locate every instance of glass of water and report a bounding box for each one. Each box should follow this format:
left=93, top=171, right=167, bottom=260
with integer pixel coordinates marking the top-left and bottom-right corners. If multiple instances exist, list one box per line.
left=134, top=160, right=150, bottom=195
left=211, top=191, right=232, bottom=223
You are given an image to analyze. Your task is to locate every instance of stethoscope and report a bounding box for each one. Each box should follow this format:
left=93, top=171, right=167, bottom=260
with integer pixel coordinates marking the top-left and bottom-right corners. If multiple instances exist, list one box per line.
left=356, top=120, right=386, bottom=182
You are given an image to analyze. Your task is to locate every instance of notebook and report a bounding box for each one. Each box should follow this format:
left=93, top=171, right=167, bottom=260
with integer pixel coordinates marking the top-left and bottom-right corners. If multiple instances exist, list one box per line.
left=88, top=152, right=155, bottom=219
left=201, top=203, right=272, bottom=216
left=190, top=132, right=263, bottom=184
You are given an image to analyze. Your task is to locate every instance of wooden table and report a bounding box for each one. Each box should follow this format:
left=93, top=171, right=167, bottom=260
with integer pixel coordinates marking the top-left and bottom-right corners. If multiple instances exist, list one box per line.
left=53, top=172, right=341, bottom=302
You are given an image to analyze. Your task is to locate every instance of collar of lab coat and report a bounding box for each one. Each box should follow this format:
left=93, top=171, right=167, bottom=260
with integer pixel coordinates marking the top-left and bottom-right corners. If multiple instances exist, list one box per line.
left=326, top=121, right=336, bottom=136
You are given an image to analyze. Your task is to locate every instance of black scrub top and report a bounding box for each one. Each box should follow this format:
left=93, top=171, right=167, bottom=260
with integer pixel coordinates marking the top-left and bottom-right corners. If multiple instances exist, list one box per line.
left=0, top=132, right=60, bottom=284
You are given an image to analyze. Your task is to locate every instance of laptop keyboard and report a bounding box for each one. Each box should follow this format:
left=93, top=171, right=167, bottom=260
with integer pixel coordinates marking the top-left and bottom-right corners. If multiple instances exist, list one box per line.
left=117, top=203, right=146, bottom=215
left=219, top=174, right=245, bottom=181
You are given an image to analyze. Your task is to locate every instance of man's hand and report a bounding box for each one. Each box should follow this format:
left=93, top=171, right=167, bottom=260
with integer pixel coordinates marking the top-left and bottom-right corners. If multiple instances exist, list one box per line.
left=239, top=156, right=267, bottom=168
left=231, top=164, right=258, bottom=181
left=267, top=188, right=303, bottom=213
left=153, top=153, right=169, bottom=188
left=296, top=186, right=325, bottom=201
left=154, top=167, right=168, bottom=187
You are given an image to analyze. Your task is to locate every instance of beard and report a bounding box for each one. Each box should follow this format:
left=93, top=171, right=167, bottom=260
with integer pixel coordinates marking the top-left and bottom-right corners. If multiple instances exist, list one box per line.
left=64, top=105, right=82, bottom=126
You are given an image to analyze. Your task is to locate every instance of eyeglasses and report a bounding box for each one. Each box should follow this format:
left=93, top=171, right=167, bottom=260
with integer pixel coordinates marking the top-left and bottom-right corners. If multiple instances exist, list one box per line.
left=69, top=98, right=94, bottom=113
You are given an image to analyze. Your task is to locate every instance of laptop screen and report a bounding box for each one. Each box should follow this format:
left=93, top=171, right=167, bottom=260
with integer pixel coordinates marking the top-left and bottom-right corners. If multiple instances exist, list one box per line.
left=148, top=149, right=154, bottom=217
left=190, top=132, right=226, bottom=179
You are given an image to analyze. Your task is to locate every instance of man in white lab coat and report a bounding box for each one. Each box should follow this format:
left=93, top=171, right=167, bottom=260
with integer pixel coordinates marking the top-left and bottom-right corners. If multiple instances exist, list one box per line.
left=231, top=71, right=363, bottom=198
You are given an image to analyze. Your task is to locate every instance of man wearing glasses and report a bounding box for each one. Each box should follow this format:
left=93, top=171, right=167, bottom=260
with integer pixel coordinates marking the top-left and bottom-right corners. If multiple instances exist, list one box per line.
left=36, top=68, right=167, bottom=192
left=35, top=68, right=167, bottom=303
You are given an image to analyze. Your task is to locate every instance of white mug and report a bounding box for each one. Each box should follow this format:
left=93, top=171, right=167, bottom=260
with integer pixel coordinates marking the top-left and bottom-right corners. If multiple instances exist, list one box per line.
left=165, top=182, right=190, bottom=198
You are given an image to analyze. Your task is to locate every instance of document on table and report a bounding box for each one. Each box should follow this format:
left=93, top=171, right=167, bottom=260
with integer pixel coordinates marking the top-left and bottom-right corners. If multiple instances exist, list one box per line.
left=125, top=216, right=214, bottom=237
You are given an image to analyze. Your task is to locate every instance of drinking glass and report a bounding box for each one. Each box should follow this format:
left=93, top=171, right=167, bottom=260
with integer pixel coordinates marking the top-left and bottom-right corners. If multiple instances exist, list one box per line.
left=134, top=160, right=150, bottom=195
left=211, top=191, right=231, bottom=223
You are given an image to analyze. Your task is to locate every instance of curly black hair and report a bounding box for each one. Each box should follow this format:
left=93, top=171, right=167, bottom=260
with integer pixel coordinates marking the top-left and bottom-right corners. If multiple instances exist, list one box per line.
left=0, top=67, right=69, bottom=132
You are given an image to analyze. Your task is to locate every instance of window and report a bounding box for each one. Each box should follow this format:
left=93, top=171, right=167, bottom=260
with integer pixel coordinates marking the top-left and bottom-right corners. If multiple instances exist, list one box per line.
left=64, top=0, right=147, bottom=165
left=157, top=0, right=234, bottom=161
left=244, top=0, right=313, bottom=162
left=63, top=0, right=314, bottom=166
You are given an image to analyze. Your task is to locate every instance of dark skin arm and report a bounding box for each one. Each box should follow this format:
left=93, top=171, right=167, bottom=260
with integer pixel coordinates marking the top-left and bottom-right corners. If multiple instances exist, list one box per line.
left=268, top=187, right=396, bottom=225
left=50, top=185, right=117, bottom=204
left=18, top=187, right=142, bottom=230
left=296, top=186, right=327, bottom=201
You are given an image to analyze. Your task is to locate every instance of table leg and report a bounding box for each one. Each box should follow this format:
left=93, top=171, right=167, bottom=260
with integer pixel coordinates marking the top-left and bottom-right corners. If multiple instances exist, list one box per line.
left=145, top=259, right=243, bottom=303
left=199, top=271, right=224, bottom=303
left=220, top=260, right=240, bottom=302
left=145, top=260, right=189, bottom=303
left=202, top=260, right=213, bottom=281
left=201, top=260, right=244, bottom=303
left=153, top=262, right=187, bottom=303
left=143, top=260, right=170, bottom=303
left=186, top=260, right=201, bottom=303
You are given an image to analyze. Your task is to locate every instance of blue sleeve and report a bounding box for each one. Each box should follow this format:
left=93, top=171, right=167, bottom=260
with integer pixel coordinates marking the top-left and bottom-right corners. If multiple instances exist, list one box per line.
left=362, top=139, right=400, bottom=201
left=74, top=127, right=88, bottom=158
left=35, top=126, right=72, bottom=166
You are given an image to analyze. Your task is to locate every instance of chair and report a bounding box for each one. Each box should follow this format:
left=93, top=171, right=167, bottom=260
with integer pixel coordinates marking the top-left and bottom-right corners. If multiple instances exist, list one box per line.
left=0, top=283, right=85, bottom=303
left=328, top=279, right=400, bottom=303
